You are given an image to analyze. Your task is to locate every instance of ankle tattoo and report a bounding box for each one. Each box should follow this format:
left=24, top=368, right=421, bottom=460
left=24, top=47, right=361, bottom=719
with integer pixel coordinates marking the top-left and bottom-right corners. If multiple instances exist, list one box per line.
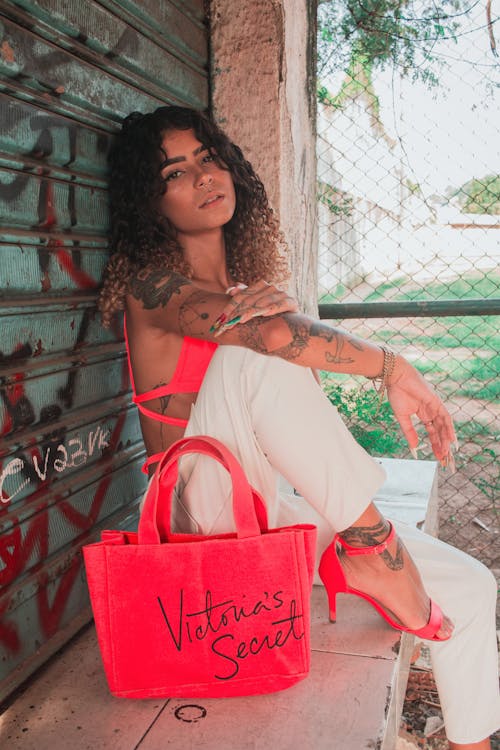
left=380, top=539, right=405, bottom=571
left=340, top=521, right=405, bottom=572
left=340, top=520, right=391, bottom=547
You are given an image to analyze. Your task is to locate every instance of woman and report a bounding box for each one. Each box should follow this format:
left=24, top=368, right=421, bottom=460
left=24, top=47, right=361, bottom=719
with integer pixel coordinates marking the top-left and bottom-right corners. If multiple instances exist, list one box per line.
left=99, top=106, right=499, bottom=748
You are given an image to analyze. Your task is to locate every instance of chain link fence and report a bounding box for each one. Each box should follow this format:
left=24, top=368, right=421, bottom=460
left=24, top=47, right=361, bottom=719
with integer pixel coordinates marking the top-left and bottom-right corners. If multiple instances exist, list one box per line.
left=316, top=2, right=499, bottom=573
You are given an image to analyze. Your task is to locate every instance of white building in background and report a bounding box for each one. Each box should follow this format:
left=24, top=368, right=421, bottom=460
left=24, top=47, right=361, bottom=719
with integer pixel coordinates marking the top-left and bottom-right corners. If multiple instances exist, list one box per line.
left=317, top=87, right=437, bottom=299
left=317, top=66, right=499, bottom=300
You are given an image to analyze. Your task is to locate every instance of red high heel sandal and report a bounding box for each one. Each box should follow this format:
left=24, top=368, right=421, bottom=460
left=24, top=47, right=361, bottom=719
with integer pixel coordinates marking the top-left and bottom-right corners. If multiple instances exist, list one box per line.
left=318, top=522, right=451, bottom=642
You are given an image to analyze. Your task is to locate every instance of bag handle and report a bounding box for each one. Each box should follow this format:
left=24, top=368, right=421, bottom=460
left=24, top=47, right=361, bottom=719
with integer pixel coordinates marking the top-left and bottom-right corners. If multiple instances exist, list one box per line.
left=138, top=436, right=267, bottom=544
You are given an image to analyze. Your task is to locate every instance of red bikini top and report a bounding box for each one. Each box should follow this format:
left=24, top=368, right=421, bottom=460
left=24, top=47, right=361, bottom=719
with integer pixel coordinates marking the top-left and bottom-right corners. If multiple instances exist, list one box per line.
left=124, top=317, right=217, bottom=472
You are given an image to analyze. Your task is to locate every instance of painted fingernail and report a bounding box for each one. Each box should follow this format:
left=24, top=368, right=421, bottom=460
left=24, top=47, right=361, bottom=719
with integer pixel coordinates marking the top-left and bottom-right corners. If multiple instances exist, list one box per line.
left=213, top=315, right=241, bottom=338
left=410, top=448, right=418, bottom=459
left=209, top=313, right=227, bottom=332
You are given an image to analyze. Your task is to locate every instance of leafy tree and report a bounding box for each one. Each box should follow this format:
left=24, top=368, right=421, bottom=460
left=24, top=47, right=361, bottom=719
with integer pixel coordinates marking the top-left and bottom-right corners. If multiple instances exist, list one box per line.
left=452, top=175, right=500, bottom=214
left=318, top=0, right=475, bottom=84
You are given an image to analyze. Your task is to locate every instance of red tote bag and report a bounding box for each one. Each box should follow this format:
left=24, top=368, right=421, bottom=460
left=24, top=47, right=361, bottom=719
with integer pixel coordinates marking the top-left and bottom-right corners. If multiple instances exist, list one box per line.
left=83, top=436, right=317, bottom=699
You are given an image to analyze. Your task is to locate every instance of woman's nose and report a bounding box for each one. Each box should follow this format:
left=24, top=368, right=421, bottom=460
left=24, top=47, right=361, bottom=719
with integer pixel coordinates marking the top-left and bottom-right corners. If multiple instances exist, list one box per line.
left=196, top=169, right=213, bottom=189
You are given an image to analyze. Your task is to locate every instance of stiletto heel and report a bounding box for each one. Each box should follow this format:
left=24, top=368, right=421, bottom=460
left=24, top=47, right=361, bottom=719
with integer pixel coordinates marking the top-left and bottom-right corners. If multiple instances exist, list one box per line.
left=318, top=522, right=451, bottom=642
left=325, top=586, right=337, bottom=623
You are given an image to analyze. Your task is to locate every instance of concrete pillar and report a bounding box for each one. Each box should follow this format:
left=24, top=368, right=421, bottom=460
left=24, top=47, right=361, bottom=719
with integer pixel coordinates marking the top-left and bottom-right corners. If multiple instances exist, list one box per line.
left=209, top=0, right=318, bottom=314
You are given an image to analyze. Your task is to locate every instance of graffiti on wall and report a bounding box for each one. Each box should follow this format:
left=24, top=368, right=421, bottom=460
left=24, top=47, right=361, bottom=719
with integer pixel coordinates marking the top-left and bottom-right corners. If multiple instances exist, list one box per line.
left=0, top=368, right=131, bottom=655
left=0, top=0, right=208, bottom=697
left=0, top=102, right=136, bottom=672
left=0, top=424, right=111, bottom=504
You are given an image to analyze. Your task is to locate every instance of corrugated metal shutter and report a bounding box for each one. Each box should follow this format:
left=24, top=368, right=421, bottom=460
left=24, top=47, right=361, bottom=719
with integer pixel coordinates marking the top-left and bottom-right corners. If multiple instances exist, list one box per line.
left=0, top=0, right=208, bottom=701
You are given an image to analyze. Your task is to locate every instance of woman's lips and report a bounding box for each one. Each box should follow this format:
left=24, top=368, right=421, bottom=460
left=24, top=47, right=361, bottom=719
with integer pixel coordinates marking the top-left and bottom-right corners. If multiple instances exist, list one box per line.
left=199, top=193, right=224, bottom=208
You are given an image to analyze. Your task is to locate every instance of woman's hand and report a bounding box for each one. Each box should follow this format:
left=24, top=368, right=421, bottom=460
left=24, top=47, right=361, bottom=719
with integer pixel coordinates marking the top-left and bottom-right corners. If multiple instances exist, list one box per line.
left=211, top=280, right=299, bottom=337
left=387, top=356, right=458, bottom=467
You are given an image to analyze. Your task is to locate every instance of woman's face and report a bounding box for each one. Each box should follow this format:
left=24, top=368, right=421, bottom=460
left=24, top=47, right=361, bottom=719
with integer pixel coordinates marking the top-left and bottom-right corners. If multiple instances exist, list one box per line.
left=157, top=128, right=236, bottom=236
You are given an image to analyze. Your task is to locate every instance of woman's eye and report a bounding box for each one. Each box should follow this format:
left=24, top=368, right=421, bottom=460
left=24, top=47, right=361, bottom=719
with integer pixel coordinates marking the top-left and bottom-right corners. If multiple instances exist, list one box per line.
left=165, top=169, right=183, bottom=181
left=202, top=153, right=215, bottom=163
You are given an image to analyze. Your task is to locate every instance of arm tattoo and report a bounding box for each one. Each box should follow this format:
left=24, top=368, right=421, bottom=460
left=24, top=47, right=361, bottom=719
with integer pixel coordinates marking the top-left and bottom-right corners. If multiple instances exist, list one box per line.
left=324, top=340, right=351, bottom=365
left=225, top=315, right=366, bottom=367
left=129, top=269, right=190, bottom=310
left=237, top=318, right=268, bottom=353
left=238, top=317, right=310, bottom=359
left=178, top=290, right=212, bottom=336
left=309, top=321, right=363, bottom=365
left=268, top=318, right=310, bottom=360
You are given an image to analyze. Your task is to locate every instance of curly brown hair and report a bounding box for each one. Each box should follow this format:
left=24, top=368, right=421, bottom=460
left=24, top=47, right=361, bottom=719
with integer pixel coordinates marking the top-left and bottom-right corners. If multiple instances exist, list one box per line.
left=98, top=106, right=289, bottom=327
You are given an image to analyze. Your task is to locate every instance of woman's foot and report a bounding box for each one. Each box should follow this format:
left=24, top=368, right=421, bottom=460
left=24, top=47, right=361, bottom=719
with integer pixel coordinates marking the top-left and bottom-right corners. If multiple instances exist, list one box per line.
left=338, top=516, right=454, bottom=639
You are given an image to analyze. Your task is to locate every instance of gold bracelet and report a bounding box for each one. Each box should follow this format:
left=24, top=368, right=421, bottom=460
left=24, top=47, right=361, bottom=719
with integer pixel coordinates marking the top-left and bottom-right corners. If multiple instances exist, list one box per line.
left=369, top=346, right=396, bottom=410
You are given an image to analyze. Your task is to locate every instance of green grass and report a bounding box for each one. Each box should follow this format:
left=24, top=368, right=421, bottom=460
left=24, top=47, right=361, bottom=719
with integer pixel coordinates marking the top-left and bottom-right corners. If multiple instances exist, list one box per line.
left=412, top=354, right=500, bottom=400
left=454, top=420, right=496, bottom=440
left=363, top=270, right=500, bottom=303
left=362, top=276, right=419, bottom=302
left=373, top=317, right=500, bottom=352
left=318, top=283, right=347, bottom=303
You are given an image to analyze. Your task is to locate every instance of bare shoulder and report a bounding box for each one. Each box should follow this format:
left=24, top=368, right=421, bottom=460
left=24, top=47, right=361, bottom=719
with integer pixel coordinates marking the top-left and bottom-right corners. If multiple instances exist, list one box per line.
left=127, top=267, right=192, bottom=311
left=125, top=266, right=227, bottom=339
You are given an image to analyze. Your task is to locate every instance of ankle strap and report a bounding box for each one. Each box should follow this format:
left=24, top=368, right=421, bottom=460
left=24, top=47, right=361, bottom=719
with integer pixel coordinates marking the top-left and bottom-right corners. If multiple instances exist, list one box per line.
left=337, top=522, right=395, bottom=556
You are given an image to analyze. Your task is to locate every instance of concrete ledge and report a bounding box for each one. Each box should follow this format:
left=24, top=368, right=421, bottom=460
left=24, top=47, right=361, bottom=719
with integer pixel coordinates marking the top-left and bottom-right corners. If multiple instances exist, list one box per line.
left=375, top=457, right=439, bottom=536
left=0, top=459, right=439, bottom=750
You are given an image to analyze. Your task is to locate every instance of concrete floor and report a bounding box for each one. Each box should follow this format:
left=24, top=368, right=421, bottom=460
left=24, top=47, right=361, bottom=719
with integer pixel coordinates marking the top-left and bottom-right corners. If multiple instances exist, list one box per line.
left=0, top=587, right=408, bottom=750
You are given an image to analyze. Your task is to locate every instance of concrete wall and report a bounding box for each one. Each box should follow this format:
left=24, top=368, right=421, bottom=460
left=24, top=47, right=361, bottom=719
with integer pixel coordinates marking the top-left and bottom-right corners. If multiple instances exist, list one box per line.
left=209, top=0, right=318, bottom=315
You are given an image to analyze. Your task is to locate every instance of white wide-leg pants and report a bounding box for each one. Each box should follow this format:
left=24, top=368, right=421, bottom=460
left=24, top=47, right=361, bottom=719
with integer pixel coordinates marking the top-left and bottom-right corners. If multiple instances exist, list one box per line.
left=167, top=346, right=500, bottom=744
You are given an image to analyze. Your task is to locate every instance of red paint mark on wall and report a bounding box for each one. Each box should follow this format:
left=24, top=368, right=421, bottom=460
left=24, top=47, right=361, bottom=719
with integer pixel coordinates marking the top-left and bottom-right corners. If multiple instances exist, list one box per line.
left=39, top=180, right=56, bottom=230
left=0, top=527, right=24, bottom=586
left=1, top=41, right=15, bottom=63
left=55, top=248, right=97, bottom=289
left=41, top=266, right=51, bottom=292
left=37, top=556, right=80, bottom=639
left=37, top=176, right=97, bottom=290
left=0, top=514, right=48, bottom=588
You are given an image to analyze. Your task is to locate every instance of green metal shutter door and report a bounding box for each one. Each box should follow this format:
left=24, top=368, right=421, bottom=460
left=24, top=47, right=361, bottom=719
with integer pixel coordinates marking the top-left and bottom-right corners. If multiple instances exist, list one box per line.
left=0, top=0, right=208, bottom=701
